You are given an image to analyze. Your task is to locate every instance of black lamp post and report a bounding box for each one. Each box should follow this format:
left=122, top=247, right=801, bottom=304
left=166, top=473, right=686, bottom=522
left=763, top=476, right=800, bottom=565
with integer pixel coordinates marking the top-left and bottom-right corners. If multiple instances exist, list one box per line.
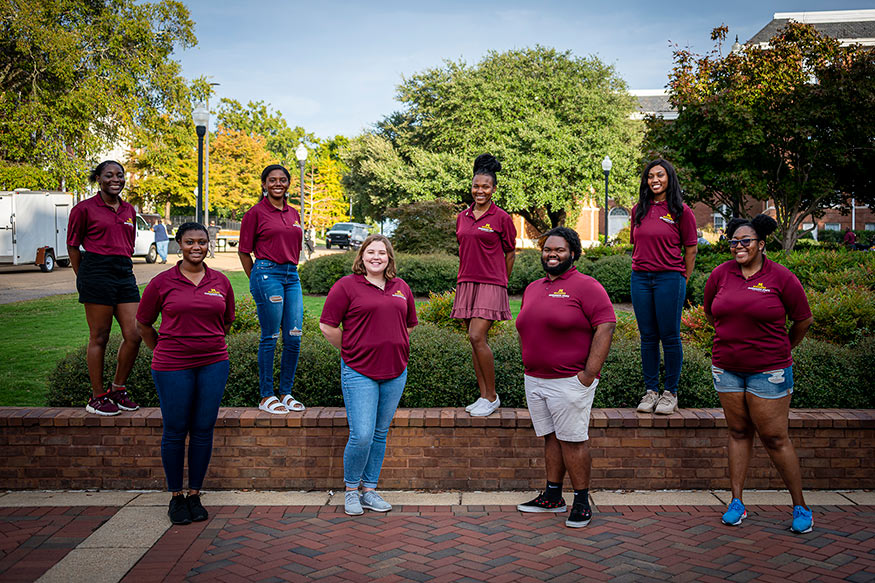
left=193, top=103, right=210, bottom=224
left=602, top=155, right=613, bottom=245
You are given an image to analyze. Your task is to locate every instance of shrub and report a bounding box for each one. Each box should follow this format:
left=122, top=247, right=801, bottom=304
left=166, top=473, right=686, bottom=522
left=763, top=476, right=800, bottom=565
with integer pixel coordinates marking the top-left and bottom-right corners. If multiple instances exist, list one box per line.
left=299, top=251, right=354, bottom=294
left=387, top=199, right=461, bottom=254
left=508, top=249, right=544, bottom=295
left=807, top=286, right=875, bottom=344
left=806, top=264, right=875, bottom=292
left=416, top=290, right=466, bottom=333
left=680, top=304, right=714, bottom=354
left=589, top=254, right=632, bottom=302
left=395, top=254, right=459, bottom=295
left=582, top=244, right=632, bottom=261
left=792, top=337, right=874, bottom=408
left=231, top=294, right=260, bottom=334
left=686, top=271, right=708, bottom=306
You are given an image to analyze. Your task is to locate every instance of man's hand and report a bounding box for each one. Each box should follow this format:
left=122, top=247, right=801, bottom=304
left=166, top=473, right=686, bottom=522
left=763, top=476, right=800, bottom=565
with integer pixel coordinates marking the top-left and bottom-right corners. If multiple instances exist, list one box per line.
left=576, top=370, right=597, bottom=388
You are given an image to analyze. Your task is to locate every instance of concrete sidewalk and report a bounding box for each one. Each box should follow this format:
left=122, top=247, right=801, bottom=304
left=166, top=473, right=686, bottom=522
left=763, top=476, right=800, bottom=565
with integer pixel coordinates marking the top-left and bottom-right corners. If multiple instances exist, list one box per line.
left=1, top=490, right=872, bottom=582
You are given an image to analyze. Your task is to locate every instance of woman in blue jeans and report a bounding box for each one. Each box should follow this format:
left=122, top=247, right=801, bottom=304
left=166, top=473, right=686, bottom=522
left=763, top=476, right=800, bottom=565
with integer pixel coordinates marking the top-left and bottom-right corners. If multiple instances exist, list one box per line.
left=238, top=165, right=305, bottom=414
left=629, top=160, right=698, bottom=415
left=137, top=222, right=235, bottom=524
left=319, top=235, right=418, bottom=515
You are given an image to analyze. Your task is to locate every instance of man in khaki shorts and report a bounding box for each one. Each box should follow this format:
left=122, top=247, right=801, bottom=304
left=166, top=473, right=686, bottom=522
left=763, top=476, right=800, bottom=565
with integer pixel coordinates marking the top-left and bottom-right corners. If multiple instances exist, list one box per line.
left=514, top=227, right=616, bottom=528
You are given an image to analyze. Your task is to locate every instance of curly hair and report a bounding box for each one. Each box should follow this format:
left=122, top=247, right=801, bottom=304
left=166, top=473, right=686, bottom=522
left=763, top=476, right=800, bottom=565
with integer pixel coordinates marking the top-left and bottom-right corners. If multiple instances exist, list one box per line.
left=540, top=226, right=582, bottom=262
left=472, top=153, right=502, bottom=187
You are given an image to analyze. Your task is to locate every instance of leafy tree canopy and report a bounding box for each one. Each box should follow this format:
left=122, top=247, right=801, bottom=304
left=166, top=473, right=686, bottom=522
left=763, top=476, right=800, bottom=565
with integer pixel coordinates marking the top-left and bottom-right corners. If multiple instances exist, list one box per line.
left=343, top=46, right=643, bottom=233
left=645, top=23, right=875, bottom=249
left=0, top=0, right=196, bottom=191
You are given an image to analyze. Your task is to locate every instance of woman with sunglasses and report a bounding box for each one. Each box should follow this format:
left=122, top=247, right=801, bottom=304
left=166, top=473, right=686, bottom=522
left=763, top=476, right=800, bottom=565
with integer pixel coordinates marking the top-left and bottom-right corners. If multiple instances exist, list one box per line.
left=704, top=214, right=814, bottom=534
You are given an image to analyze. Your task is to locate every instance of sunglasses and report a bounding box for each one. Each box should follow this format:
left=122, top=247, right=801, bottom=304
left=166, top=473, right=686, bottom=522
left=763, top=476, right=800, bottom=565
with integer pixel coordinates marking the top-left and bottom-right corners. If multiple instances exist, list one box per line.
left=729, top=238, right=759, bottom=248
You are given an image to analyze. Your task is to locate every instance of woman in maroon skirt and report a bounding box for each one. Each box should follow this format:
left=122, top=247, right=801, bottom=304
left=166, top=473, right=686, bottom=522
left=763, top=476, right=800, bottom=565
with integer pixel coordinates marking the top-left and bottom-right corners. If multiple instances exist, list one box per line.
left=451, top=154, right=516, bottom=417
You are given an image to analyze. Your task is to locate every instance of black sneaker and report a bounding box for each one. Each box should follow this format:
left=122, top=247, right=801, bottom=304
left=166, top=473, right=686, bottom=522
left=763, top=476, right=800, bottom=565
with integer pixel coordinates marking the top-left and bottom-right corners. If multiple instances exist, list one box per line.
left=517, top=493, right=567, bottom=513
left=168, top=495, right=192, bottom=525
left=566, top=503, right=592, bottom=528
left=187, top=494, right=208, bottom=522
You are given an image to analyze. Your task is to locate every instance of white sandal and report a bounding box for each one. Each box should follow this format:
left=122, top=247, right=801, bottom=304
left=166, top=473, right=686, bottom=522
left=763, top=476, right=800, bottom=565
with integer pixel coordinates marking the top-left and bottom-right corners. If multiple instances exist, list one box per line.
left=258, top=396, right=289, bottom=415
left=281, top=395, right=306, bottom=412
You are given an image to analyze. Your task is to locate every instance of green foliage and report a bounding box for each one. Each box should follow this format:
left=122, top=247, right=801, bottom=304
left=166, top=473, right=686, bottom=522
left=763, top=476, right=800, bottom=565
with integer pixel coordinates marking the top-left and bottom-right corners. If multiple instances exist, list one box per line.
left=343, top=46, right=643, bottom=232
left=387, top=199, right=461, bottom=254
left=508, top=250, right=544, bottom=294
left=395, top=254, right=460, bottom=296
left=646, top=22, right=875, bottom=249
left=0, top=162, right=56, bottom=190
left=806, top=286, right=875, bottom=344
left=299, top=252, right=356, bottom=294
left=680, top=304, right=715, bottom=355
left=770, top=249, right=875, bottom=289
left=589, top=255, right=632, bottom=302
left=0, top=0, right=196, bottom=192
left=582, top=244, right=632, bottom=261
left=416, top=291, right=466, bottom=333
left=686, top=271, right=708, bottom=306
left=792, top=337, right=874, bottom=408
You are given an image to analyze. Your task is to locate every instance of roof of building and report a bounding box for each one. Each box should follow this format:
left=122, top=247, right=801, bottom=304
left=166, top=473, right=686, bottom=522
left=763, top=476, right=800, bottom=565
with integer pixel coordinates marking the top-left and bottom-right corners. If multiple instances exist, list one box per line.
left=628, top=90, right=677, bottom=120
left=748, top=9, right=875, bottom=46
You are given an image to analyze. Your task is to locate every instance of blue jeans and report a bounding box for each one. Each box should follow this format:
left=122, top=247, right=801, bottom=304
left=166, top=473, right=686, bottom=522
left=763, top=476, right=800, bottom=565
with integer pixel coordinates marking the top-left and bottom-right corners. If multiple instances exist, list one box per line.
left=630, top=270, right=686, bottom=394
left=713, top=365, right=794, bottom=399
left=250, top=259, right=303, bottom=399
left=152, top=359, right=229, bottom=492
left=156, top=240, right=168, bottom=262
left=341, top=360, right=407, bottom=489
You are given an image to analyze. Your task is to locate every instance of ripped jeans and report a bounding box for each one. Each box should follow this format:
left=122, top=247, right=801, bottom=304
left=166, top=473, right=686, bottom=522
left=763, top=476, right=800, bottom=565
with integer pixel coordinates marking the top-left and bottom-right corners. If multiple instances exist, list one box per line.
left=712, top=365, right=794, bottom=399
left=250, top=259, right=303, bottom=399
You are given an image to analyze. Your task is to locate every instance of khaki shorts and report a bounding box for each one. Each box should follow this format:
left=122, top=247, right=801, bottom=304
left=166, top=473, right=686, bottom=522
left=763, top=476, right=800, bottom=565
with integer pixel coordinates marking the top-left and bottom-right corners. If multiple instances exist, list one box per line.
left=524, top=374, right=598, bottom=442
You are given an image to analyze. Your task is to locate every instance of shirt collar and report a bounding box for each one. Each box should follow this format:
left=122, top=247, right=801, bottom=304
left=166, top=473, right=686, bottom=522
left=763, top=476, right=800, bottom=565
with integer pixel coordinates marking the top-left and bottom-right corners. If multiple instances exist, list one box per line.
left=729, top=256, right=772, bottom=279
left=465, top=202, right=496, bottom=219
left=94, top=193, right=128, bottom=212
left=542, top=266, right=578, bottom=284
left=353, top=273, right=398, bottom=290
left=260, top=195, right=289, bottom=213
left=170, top=262, right=217, bottom=286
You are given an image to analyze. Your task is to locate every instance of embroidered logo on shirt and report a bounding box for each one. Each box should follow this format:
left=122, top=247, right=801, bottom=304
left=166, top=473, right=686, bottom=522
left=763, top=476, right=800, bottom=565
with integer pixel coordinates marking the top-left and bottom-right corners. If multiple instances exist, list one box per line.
left=747, top=282, right=771, bottom=293
left=477, top=223, right=495, bottom=233
left=204, top=288, right=224, bottom=298
left=391, top=290, right=407, bottom=300
left=124, top=217, right=135, bottom=227
left=548, top=288, right=570, bottom=298
left=293, top=220, right=303, bottom=229
left=658, top=213, right=675, bottom=224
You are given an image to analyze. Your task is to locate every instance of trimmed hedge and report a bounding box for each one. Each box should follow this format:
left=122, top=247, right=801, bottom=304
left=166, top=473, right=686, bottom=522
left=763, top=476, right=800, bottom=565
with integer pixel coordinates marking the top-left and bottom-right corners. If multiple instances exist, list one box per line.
left=299, top=252, right=458, bottom=296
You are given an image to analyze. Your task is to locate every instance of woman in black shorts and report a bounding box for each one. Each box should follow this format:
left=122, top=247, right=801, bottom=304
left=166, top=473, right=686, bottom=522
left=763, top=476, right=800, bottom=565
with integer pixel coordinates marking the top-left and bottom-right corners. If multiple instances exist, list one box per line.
left=67, top=160, right=143, bottom=416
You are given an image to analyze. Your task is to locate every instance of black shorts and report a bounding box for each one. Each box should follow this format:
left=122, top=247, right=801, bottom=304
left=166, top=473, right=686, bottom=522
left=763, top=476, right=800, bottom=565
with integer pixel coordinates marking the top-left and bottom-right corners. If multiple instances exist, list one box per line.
left=77, top=253, right=140, bottom=305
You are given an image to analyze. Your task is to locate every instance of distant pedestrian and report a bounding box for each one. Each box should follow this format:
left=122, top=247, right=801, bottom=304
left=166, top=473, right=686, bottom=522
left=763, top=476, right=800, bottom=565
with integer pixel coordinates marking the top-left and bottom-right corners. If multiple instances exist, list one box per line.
left=319, top=235, right=418, bottom=516
left=843, top=227, right=856, bottom=250
left=697, top=229, right=710, bottom=246
left=515, top=227, right=616, bottom=528
left=630, top=159, right=697, bottom=415
left=207, top=221, right=220, bottom=258
left=451, top=153, right=516, bottom=417
left=704, top=214, right=814, bottom=534
left=152, top=219, right=169, bottom=264
left=137, top=222, right=235, bottom=525
left=238, top=165, right=306, bottom=414
left=66, top=160, right=142, bottom=416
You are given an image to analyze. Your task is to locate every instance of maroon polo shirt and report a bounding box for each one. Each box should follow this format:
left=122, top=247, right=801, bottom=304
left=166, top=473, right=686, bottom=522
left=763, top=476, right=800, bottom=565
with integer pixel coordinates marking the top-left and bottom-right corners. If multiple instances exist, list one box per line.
left=67, top=194, right=137, bottom=257
left=629, top=201, right=697, bottom=273
left=704, top=258, right=811, bottom=373
left=456, top=202, right=517, bottom=286
left=239, top=197, right=303, bottom=264
left=137, top=263, right=235, bottom=372
left=515, top=268, right=616, bottom=379
left=320, top=274, right=418, bottom=380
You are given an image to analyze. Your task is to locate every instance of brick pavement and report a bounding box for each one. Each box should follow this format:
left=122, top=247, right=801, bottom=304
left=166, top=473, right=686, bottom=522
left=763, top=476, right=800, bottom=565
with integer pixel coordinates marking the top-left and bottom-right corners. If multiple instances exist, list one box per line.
left=0, top=506, right=117, bottom=582
left=117, top=504, right=875, bottom=583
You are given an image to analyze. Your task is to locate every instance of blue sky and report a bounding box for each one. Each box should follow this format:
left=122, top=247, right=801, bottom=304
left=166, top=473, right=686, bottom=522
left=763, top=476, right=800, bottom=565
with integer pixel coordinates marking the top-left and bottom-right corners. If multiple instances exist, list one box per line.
left=177, top=1, right=872, bottom=138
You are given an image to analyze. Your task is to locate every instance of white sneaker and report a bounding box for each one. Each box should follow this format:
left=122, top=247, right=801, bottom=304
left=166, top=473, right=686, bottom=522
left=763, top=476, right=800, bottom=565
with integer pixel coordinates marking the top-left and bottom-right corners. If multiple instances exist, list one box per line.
left=465, top=398, right=488, bottom=412
left=654, top=391, right=678, bottom=415
left=470, top=395, right=500, bottom=416
left=636, top=390, right=659, bottom=413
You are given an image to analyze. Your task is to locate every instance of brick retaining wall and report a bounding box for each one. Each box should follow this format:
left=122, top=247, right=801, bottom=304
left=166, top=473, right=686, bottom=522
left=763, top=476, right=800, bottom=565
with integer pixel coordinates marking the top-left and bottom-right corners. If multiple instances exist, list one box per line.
left=0, top=407, right=872, bottom=491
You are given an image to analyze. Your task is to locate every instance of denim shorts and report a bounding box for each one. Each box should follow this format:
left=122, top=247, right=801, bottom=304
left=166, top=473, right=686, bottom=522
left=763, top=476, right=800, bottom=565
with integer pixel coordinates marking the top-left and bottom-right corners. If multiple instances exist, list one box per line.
left=712, top=365, right=794, bottom=399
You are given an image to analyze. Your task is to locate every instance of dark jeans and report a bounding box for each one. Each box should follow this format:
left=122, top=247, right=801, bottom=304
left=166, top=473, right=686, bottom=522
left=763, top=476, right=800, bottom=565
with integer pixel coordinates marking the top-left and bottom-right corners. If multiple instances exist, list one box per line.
left=152, top=359, right=229, bottom=492
left=630, top=270, right=686, bottom=394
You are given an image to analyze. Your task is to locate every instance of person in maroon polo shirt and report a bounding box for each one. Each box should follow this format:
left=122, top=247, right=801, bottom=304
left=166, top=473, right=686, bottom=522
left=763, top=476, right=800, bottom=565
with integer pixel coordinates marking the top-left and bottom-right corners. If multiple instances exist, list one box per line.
left=67, top=160, right=142, bottom=416
left=704, top=215, right=815, bottom=534
left=238, top=164, right=305, bottom=415
left=451, top=153, right=517, bottom=417
left=137, top=222, right=235, bottom=526
left=319, top=234, right=418, bottom=516
left=630, top=159, right=698, bottom=415
left=515, top=227, right=616, bottom=528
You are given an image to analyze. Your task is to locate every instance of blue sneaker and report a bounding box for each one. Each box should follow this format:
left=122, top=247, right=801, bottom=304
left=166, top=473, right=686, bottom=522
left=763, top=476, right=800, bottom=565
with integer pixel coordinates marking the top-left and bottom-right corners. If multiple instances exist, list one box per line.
left=344, top=490, right=363, bottom=516
left=790, top=505, right=813, bottom=534
left=721, top=498, right=746, bottom=526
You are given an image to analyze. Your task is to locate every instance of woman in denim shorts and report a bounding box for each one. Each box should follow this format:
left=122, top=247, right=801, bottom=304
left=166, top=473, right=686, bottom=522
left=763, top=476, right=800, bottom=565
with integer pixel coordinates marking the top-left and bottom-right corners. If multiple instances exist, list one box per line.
left=703, top=215, right=814, bottom=534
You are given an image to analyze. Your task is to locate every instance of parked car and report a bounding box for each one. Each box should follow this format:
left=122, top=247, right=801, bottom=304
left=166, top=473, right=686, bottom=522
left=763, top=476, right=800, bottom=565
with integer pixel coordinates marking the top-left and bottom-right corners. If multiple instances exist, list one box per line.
left=133, top=214, right=158, bottom=263
left=325, top=222, right=369, bottom=250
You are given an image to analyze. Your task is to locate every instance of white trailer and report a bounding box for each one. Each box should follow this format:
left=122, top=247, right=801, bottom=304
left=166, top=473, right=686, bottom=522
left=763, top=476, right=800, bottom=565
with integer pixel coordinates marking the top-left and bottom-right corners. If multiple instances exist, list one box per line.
left=0, top=189, right=74, bottom=272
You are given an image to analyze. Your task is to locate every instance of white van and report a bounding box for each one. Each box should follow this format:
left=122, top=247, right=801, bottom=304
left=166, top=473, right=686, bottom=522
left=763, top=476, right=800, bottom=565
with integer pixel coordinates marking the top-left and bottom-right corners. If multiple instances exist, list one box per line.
left=132, top=214, right=158, bottom=263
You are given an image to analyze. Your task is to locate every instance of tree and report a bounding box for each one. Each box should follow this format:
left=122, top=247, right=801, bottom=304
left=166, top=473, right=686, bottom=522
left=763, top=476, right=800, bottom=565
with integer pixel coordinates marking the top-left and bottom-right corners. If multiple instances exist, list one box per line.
left=216, top=99, right=313, bottom=164
left=342, top=46, right=643, bottom=233
left=387, top=199, right=461, bottom=254
left=645, top=23, right=875, bottom=249
left=207, top=127, right=277, bottom=216
left=0, top=0, right=195, bottom=191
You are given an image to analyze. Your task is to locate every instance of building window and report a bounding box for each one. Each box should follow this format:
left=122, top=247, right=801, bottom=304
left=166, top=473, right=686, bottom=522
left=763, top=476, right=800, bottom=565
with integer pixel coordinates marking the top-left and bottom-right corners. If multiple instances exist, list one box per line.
left=865, top=223, right=875, bottom=231
left=824, top=223, right=841, bottom=231
left=713, top=205, right=730, bottom=231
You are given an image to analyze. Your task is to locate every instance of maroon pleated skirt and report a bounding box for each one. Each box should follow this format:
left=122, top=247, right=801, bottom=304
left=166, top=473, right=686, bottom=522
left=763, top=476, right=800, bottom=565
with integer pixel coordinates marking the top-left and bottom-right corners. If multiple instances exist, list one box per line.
left=450, top=281, right=512, bottom=321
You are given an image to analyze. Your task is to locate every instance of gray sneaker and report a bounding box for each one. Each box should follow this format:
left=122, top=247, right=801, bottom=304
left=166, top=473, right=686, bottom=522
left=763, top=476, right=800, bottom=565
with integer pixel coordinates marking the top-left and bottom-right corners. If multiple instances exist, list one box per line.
left=654, top=390, right=678, bottom=415
left=636, top=390, right=659, bottom=413
left=360, top=490, right=392, bottom=512
left=344, top=490, right=363, bottom=516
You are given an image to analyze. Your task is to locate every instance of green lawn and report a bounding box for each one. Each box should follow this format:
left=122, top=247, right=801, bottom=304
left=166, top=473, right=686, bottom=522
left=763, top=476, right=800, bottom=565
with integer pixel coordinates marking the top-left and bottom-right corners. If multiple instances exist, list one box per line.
left=0, top=272, right=525, bottom=406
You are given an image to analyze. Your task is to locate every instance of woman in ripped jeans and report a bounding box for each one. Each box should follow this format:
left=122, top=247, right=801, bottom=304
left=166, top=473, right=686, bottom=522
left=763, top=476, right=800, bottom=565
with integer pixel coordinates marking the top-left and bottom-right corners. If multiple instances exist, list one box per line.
left=704, top=214, right=814, bottom=534
left=238, top=164, right=306, bottom=414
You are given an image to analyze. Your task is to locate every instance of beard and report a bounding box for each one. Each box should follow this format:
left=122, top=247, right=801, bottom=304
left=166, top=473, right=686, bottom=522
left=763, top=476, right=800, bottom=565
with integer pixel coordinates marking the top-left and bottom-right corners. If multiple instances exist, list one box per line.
left=541, top=255, right=575, bottom=276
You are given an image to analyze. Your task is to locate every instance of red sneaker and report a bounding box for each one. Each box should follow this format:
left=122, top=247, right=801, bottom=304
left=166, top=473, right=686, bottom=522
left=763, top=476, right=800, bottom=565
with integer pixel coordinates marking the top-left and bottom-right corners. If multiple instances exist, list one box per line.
left=86, top=392, right=120, bottom=416
left=108, top=388, right=139, bottom=411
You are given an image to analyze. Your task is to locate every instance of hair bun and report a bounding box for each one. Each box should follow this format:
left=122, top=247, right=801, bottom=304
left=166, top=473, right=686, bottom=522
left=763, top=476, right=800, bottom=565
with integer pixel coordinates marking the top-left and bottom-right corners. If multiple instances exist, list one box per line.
left=473, top=153, right=501, bottom=175
left=751, top=214, right=778, bottom=237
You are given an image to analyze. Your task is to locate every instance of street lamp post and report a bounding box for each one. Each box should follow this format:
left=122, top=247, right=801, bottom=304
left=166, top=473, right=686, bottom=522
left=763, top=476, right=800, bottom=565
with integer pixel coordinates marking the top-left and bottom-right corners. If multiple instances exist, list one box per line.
left=204, top=82, right=220, bottom=229
left=295, top=143, right=308, bottom=224
left=192, top=103, right=210, bottom=224
left=602, top=155, right=613, bottom=246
